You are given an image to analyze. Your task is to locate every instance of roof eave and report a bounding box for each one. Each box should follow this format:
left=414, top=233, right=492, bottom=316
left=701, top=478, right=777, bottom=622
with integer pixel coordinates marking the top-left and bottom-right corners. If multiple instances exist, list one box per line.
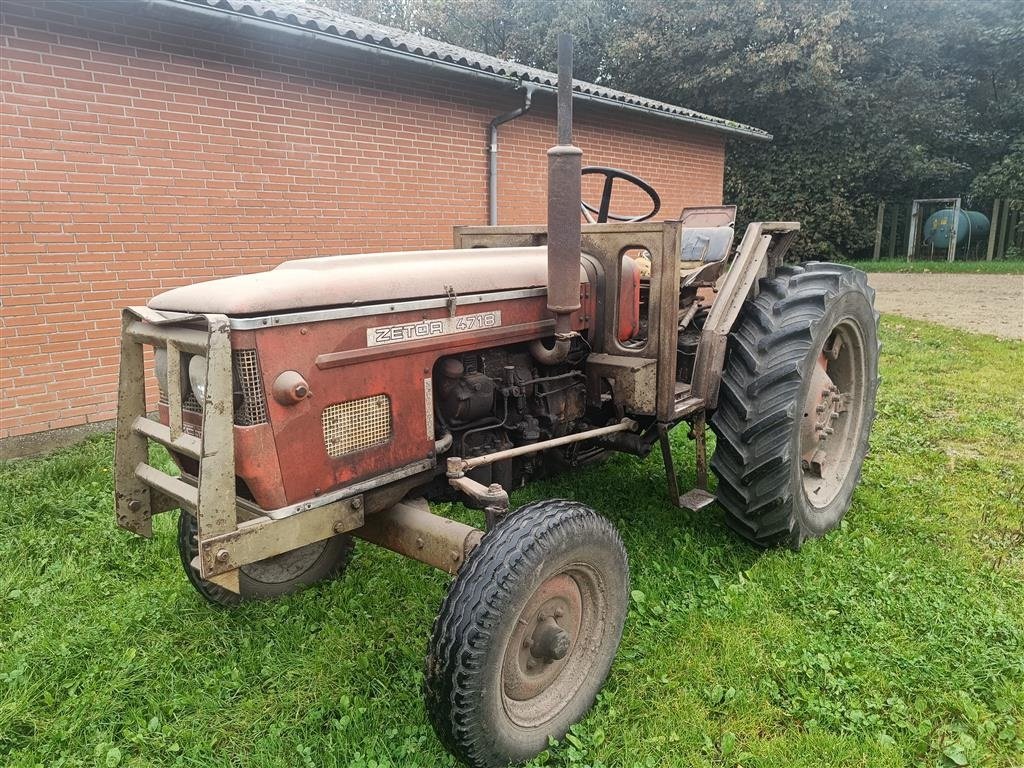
left=145, top=0, right=772, bottom=141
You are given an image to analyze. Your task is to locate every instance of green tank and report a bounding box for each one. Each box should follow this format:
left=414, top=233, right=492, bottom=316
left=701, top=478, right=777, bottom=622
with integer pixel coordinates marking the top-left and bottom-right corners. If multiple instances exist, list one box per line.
left=923, top=208, right=990, bottom=249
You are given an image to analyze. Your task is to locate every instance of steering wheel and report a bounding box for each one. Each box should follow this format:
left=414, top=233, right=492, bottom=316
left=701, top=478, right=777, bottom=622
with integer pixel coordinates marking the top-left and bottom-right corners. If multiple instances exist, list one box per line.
left=581, top=166, right=662, bottom=224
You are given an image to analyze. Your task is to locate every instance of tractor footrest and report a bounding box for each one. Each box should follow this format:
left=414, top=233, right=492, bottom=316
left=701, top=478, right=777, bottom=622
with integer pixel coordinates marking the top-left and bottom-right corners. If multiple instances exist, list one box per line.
left=678, top=488, right=716, bottom=512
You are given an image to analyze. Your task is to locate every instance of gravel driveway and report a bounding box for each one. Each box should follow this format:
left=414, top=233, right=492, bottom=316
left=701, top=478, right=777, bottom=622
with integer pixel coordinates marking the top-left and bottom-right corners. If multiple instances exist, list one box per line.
left=866, top=273, right=1024, bottom=339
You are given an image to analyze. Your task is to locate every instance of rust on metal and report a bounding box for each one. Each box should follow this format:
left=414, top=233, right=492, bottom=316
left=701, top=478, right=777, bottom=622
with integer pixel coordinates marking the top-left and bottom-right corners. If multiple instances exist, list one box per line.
left=545, top=32, right=583, bottom=319
left=198, top=495, right=364, bottom=579
left=113, top=309, right=153, bottom=537
left=585, top=354, right=658, bottom=415
left=352, top=497, right=482, bottom=574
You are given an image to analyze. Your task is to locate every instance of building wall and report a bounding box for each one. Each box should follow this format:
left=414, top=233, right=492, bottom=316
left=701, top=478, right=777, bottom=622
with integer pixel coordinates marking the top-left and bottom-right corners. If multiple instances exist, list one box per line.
left=0, top=0, right=726, bottom=441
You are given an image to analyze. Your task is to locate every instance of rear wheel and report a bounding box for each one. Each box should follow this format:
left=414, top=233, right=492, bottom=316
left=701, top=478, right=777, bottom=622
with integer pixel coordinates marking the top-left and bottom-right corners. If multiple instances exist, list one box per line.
left=710, top=263, right=879, bottom=549
left=424, top=500, right=628, bottom=768
left=177, top=512, right=354, bottom=606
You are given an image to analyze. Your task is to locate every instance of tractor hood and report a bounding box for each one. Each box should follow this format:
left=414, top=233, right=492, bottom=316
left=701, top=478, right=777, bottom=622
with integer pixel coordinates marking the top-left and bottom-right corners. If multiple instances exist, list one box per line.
left=148, top=247, right=587, bottom=315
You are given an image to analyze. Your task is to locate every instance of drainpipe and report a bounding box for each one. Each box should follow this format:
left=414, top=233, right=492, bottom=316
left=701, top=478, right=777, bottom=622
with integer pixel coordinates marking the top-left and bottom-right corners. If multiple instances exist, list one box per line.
left=488, top=85, right=536, bottom=225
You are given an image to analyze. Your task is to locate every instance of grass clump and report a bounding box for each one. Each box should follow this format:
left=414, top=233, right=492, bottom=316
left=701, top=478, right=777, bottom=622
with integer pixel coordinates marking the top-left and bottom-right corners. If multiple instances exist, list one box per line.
left=849, top=259, right=1024, bottom=274
left=1, top=317, right=1022, bottom=767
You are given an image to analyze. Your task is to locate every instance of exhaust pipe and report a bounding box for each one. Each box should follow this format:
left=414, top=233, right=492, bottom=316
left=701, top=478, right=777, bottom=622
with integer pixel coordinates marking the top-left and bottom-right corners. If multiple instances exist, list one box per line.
left=531, top=32, right=582, bottom=366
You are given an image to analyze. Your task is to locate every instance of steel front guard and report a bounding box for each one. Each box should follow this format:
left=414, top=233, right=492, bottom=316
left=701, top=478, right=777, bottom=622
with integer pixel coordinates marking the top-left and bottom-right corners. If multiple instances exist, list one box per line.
left=113, top=307, right=363, bottom=593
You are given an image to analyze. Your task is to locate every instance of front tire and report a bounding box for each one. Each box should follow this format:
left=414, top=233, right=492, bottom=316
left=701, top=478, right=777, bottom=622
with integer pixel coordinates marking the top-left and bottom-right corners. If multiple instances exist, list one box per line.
left=177, top=512, right=354, bottom=606
left=710, top=263, right=879, bottom=549
left=424, top=500, right=629, bottom=768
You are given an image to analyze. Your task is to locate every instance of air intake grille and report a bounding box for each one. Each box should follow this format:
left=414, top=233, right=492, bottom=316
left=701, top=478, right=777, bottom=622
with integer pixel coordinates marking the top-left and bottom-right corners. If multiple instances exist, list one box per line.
left=233, top=349, right=268, bottom=426
left=322, top=395, right=392, bottom=458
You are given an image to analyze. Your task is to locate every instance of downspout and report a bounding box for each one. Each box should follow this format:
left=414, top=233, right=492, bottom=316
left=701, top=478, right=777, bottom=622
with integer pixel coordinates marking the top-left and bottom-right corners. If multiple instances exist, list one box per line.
left=488, top=85, right=536, bottom=225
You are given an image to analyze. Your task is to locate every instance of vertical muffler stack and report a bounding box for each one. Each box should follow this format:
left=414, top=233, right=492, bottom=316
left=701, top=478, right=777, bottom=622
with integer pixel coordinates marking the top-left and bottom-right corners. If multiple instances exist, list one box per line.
left=532, top=33, right=582, bottom=365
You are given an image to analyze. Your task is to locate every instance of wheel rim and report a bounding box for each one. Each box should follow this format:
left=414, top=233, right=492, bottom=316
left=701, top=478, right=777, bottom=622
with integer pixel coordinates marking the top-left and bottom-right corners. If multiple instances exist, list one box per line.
left=239, top=540, right=329, bottom=584
left=798, top=318, right=867, bottom=509
left=500, top=564, right=607, bottom=729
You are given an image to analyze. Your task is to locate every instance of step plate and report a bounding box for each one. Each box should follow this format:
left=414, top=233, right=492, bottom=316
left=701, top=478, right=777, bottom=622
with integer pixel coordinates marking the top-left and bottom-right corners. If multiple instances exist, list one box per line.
left=678, top=488, right=716, bottom=512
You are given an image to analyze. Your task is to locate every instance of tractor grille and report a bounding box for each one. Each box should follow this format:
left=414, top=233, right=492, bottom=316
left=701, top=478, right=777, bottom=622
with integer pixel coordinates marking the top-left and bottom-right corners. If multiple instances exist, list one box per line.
left=158, top=390, right=203, bottom=413
left=322, top=395, right=392, bottom=458
left=233, top=349, right=267, bottom=426
left=157, top=348, right=267, bottom=427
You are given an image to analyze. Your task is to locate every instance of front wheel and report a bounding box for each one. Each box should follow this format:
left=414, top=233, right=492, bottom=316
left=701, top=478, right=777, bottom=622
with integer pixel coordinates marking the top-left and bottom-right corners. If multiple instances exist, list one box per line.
left=424, top=500, right=629, bottom=768
left=710, top=263, right=880, bottom=549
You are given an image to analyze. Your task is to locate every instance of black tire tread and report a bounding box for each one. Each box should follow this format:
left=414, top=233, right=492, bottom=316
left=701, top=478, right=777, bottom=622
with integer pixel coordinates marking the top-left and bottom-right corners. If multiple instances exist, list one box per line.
left=424, top=500, right=628, bottom=768
left=709, top=262, right=880, bottom=549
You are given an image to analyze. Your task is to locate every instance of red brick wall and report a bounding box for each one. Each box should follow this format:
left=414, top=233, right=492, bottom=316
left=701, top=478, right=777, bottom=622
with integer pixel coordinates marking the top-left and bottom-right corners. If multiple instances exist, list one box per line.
left=0, top=0, right=726, bottom=440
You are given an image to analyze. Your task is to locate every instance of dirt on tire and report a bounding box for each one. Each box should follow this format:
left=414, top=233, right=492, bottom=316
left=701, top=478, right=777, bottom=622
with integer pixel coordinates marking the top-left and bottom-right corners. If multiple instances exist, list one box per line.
left=867, top=273, right=1024, bottom=339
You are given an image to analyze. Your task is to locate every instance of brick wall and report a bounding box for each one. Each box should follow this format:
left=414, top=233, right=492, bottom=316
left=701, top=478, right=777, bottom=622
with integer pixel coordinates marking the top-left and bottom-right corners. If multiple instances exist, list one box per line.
left=0, top=0, right=726, bottom=441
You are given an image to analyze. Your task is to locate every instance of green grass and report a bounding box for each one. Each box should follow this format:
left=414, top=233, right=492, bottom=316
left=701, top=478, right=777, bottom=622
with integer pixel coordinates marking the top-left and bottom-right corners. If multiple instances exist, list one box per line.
left=849, top=259, right=1024, bottom=274
left=2, top=317, right=1023, bottom=768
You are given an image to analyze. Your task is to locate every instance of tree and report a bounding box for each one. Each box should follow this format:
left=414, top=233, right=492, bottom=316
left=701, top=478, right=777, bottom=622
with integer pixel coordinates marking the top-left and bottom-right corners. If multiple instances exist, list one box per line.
left=317, top=0, right=1024, bottom=258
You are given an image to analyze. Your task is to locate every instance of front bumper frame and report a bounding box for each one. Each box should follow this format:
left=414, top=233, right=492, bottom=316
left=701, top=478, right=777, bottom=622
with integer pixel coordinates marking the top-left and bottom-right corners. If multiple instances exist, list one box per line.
left=113, top=307, right=364, bottom=593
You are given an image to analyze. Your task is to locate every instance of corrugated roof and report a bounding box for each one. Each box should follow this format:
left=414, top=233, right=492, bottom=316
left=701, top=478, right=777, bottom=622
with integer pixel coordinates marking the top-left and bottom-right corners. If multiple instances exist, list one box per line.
left=160, top=0, right=771, bottom=140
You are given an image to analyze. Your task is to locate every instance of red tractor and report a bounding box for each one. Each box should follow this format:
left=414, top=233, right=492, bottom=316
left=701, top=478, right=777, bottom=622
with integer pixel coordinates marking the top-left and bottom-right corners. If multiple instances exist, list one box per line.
left=114, top=35, right=879, bottom=768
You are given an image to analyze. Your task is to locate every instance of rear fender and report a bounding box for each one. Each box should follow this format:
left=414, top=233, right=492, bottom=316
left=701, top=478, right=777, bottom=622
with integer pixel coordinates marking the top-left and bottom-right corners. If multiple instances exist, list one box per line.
left=690, top=222, right=801, bottom=409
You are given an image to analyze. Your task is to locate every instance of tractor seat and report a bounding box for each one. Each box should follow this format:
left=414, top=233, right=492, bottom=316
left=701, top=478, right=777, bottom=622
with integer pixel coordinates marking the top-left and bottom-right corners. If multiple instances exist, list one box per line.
left=680, top=226, right=734, bottom=263
left=678, top=205, right=737, bottom=286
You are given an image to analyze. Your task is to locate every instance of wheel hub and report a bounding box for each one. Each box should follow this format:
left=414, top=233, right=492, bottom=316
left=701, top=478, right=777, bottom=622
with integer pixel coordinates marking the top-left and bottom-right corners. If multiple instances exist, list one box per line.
left=802, top=351, right=850, bottom=460
left=531, top=616, right=571, bottom=662
left=502, top=573, right=582, bottom=702
left=798, top=326, right=865, bottom=509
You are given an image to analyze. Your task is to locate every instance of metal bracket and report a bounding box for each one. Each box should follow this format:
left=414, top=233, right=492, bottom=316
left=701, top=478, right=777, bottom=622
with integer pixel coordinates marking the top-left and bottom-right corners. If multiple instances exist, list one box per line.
left=657, top=415, right=716, bottom=512
left=446, top=461, right=510, bottom=530
left=444, top=284, right=458, bottom=318
left=198, top=495, right=365, bottom=579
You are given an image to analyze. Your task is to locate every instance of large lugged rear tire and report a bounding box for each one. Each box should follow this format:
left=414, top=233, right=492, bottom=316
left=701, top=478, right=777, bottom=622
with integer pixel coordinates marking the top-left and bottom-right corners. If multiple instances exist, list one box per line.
left=424, top=500, right=629, bottom=768
left=177, top=512, right=354, bottom=607
left=710, top=263, right=879, bottom=549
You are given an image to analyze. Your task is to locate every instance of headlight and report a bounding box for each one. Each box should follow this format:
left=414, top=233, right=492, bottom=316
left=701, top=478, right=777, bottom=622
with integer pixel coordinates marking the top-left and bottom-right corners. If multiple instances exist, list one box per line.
left=188, top=355, right=208, bottom=405
left=154, top=347, right=169, bottom=397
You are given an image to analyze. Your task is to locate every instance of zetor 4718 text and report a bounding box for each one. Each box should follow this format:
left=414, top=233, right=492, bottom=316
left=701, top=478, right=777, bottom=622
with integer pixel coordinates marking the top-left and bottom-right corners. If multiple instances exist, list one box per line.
left=113, top=34, right=879, bottom=768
